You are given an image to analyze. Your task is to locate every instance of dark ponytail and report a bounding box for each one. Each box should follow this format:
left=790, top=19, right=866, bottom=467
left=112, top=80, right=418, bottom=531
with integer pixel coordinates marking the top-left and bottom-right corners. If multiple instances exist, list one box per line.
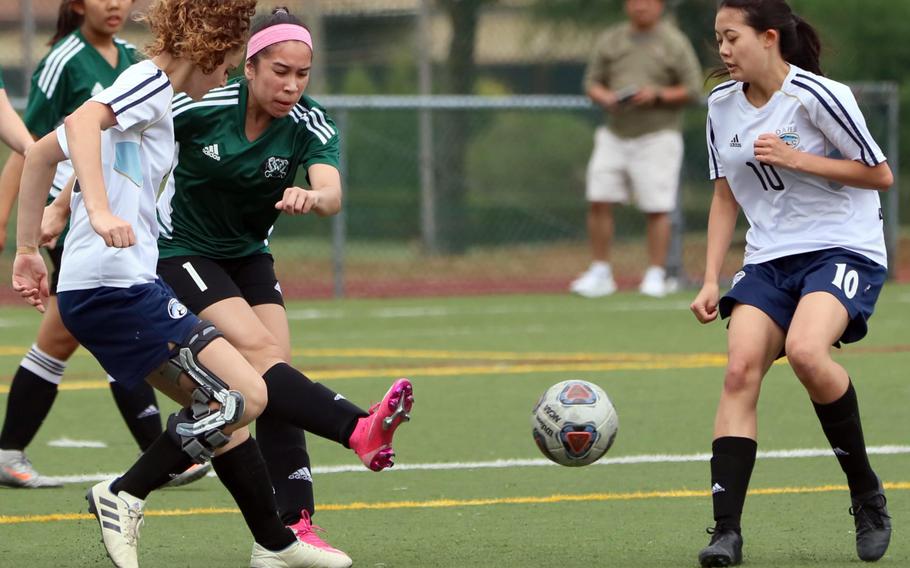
left=248, top=6, right=310, bottom=65
left=49, top=0, right=83, bottom=46
left=789, top=14, right=822, bottom=75
left=713, top=0, right=822, bottom=77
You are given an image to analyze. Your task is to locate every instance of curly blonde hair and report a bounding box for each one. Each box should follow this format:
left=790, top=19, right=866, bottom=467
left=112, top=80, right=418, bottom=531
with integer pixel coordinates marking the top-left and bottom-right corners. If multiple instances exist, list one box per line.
left=140, top=0, right=258, bottom=74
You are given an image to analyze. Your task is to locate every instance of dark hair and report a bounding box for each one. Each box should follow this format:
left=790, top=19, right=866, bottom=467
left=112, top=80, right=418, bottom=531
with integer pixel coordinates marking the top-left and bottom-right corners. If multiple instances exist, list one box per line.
left=712, top=0, right=822, bottom=79
left=248, top=6, right=310, bottom=65
left=49, top=0, right=83, bottom=46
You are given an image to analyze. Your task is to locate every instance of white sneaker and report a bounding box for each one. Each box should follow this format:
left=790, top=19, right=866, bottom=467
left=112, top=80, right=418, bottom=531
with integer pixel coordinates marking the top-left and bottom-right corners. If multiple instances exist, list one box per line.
left=639, top=266, right=667, bottom=297
left=0, top=449, right=62, bottom=488
left=570, top=265, right=617, bottom=298
left=86, top=479, right=145, bottom=568
left=162, top=461, right=211, bottom=488
left=250, top=536, right=353, bottom=568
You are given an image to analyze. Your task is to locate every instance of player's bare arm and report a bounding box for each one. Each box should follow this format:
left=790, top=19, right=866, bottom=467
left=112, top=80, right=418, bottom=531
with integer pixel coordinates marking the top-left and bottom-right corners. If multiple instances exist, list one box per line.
left=63, top=101, right=136, bottom=248
left=13, top=131, right=64, bottom=312
left=40, top=174, right=75, bottom=248
left=691, top=178, right=739, bottom=324
left=754, top=133, right=893, bottom=190
left=276, top=164, right=342, bottom=217
left=0, top=88, right=33, bottom=156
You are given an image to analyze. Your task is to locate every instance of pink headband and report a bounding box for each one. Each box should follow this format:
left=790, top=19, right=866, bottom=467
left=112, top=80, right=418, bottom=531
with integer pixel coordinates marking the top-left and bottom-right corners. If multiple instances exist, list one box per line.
left=246, top=24, right=313, bottom=60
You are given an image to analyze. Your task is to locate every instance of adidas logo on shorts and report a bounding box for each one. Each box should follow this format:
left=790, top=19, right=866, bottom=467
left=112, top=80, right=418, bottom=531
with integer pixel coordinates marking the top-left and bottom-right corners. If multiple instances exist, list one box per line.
left=711, top=482, right=726, bottom=494
left=729, top=134, right=742, bottom=148
left=202, top=143, right=221, bottom=161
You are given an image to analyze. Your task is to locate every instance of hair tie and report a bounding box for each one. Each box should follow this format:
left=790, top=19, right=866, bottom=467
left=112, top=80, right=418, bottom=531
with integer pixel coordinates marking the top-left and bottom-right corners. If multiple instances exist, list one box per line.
left=246, top=23, right=312, bottom=60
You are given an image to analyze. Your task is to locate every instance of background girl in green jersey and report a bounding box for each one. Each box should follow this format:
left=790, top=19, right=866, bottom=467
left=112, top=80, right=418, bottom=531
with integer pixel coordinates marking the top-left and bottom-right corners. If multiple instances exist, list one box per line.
left=0, top=0, right=208, bottom=490
left=157, top=8, right=414, bottom=566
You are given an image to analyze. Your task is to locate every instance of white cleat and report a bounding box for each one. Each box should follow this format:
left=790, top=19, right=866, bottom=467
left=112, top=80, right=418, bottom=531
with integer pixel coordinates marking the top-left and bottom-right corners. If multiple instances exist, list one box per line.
left=250, top=536, right=353, bottom=568
left=86, top=479, right=145, bottom=568
left=0, top=449, right=62, bottom=488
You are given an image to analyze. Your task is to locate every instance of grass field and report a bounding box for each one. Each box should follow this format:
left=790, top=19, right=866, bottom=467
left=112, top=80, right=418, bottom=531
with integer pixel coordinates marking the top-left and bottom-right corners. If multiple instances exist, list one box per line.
left=0, top=288, right=908, bottom=567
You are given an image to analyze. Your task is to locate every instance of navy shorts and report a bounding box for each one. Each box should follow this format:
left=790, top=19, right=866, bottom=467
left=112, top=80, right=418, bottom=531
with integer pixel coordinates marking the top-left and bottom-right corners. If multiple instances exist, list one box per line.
left=719, top=248, right=886, bottom=345
left=57, top=279, right=202, bottom=389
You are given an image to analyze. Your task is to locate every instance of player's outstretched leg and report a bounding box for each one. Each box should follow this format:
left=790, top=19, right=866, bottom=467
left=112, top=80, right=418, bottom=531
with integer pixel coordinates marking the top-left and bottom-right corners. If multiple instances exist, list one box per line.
left=348, top=378, right=414, bottom=471
left=850, top=476, right=891, bottom=562
left=86, top=479, right=145, bottom=568
left=698, top=526, right=743, bottom=567
left=251, top=510, right=353, bottom=568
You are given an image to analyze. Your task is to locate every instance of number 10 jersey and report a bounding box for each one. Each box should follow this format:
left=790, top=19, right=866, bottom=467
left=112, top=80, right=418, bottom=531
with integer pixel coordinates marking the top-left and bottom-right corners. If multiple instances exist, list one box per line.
left=705, top=64, right=887, bottom=268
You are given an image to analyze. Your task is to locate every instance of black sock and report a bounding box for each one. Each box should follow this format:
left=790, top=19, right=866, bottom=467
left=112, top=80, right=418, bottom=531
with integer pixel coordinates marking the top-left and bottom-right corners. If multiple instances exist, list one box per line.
left=812, top=381, right=878, bottom=497
left=710, top=436, right=757, bottom=532
left=111, top=432, right=193, bottom=499
left=261, top=363, right=367, bottom=447
left=109, top=380, right=163, bottom=452
left=257, top=414, right=313, bottom=525
left=212, top=436, right=295, bottom=551
left=0, top=366, right=59, bottom=450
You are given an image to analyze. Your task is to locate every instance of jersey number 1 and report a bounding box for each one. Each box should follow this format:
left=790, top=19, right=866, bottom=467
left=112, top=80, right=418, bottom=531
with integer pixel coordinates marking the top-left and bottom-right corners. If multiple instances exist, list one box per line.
left=746, top=161, right=785, bottom=191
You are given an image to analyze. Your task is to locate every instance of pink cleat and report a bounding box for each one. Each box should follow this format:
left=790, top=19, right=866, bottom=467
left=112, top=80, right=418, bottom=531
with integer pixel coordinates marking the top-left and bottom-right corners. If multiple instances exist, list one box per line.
left=348, top=378, right=413, bottom=471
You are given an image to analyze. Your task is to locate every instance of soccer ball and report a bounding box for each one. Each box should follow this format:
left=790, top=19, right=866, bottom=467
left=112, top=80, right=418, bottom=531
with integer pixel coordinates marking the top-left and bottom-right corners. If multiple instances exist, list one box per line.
left=531, top=380, right=618, bottom=467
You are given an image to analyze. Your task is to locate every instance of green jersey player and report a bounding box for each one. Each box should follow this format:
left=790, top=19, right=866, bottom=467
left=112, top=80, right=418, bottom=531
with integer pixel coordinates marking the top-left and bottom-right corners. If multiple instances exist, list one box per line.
left=157, top=9, right=413, bottom=567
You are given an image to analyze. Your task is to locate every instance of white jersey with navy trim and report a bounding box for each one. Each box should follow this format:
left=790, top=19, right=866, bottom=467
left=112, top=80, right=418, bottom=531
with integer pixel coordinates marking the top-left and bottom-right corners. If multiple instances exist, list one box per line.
left=706, top=64, right=887, bottom=268
left=56, top=60, right=175, bottom=291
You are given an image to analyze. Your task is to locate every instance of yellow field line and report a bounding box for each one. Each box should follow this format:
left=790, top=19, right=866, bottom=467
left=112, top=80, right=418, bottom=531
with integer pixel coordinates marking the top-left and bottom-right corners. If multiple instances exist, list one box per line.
left=0, top=346, right=727, bottom=362
left=2, top=481, right=908, bottom=525
left=0, top=355, right=734, bottom=394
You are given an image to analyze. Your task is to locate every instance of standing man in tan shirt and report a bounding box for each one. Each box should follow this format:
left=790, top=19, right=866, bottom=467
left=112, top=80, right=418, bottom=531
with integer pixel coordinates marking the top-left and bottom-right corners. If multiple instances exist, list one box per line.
left=571, top=0, right=702, bottom=297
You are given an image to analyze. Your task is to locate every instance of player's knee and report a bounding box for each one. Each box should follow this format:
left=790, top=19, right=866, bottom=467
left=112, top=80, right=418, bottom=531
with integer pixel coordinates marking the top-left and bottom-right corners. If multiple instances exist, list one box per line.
left=723, top=357, right=760, bottom=395
left=233, top=332, right=286, bottom=374
left=784, top=339, right=826, bottom=380
left=239, top=378, right=268, bottom=420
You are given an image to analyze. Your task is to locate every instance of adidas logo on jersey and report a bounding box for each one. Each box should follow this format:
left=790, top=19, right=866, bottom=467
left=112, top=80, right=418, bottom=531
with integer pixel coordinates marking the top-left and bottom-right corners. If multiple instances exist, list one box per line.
left=202, top=143, right=221, bottom=161
left=711, top=482, right=726, bottom=495
left=288, top=467, right=313, bottom=482
left=729, top=134, right=742, bottom=148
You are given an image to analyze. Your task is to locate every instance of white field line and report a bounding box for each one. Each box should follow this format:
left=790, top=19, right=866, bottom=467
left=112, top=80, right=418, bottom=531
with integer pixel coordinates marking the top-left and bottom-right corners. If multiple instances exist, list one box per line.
left=47, top=438, right=107, bottom=448
left=41, top=445, right=910, bottom=485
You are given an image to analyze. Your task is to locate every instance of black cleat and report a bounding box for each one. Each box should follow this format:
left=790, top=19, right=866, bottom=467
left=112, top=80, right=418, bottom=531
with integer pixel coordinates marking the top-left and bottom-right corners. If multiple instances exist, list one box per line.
left=698, top=526, right=743, bottom=567
left=850, top=478, right=891, bottom=562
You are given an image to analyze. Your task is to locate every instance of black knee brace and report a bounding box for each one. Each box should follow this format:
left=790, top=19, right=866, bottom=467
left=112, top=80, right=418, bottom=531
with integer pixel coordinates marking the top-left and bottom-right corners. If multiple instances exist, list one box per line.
left=166, top=320, right=245, bottom=462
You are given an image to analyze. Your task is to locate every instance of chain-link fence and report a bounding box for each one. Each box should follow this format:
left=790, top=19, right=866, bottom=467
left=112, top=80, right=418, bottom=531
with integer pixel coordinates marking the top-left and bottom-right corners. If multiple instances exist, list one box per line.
left=258, top=88, right=896, bottom=298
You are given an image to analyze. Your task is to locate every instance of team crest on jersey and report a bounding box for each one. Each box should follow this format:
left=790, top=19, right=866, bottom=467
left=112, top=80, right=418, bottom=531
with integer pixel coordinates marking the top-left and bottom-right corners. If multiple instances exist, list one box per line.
left=167, top=298, right=188, bottom=319
left=776, top=126, right=800, bottom=148
left=262, top=156, right=290, bottom=179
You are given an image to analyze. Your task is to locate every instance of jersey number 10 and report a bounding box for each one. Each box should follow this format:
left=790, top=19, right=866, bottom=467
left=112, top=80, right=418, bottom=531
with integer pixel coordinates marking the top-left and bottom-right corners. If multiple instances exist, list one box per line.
left=746, top=161, right=785, bottom=191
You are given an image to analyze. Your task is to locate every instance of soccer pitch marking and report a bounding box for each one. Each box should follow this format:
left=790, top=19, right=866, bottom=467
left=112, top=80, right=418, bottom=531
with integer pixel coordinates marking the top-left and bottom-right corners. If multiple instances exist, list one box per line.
left=23, top=445, right=910, bottom=486
left=1, top=345, right=905, bottom=393
left=3, top=481, right=909, bottom=526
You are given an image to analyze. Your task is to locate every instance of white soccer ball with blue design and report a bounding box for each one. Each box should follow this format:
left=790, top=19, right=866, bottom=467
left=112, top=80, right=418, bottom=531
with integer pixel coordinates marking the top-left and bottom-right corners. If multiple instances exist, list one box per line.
left=531, top=380, right=618, bottom=467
